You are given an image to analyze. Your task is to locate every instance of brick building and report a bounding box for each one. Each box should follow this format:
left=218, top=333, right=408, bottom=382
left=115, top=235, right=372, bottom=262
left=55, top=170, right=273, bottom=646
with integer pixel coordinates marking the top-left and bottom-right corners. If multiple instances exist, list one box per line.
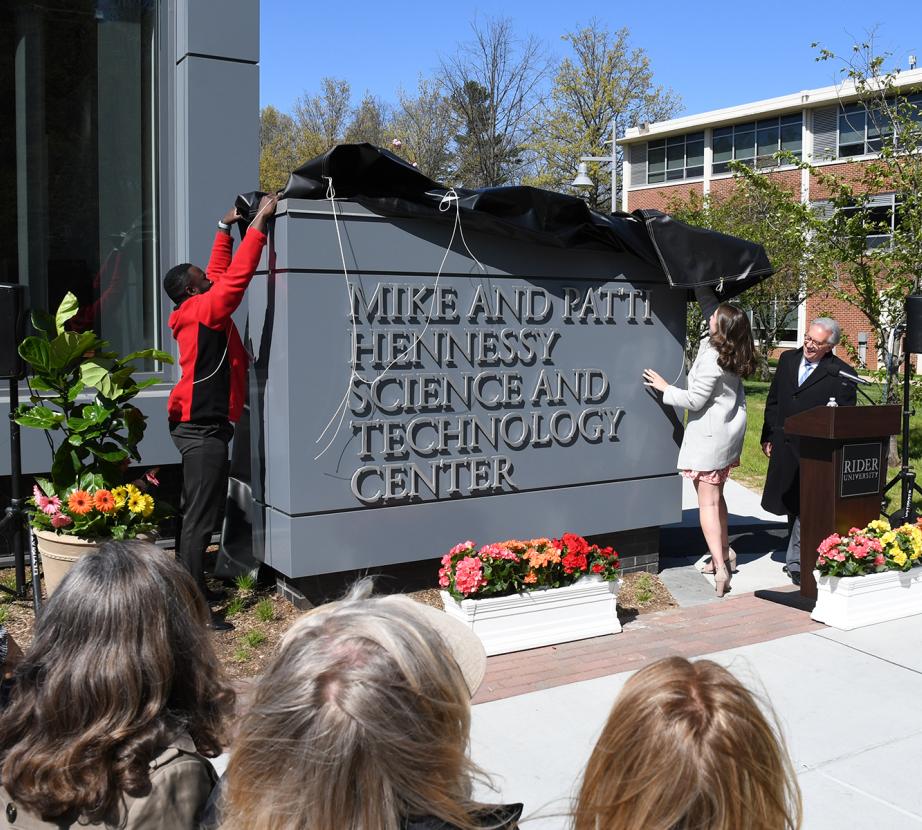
left=620, top=69, right=922, bottom=369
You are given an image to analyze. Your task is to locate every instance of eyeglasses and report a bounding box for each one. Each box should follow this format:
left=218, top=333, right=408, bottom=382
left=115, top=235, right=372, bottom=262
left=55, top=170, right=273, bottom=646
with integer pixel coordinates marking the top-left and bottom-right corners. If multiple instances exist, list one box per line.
left=803, top=336, right=830, bottom=347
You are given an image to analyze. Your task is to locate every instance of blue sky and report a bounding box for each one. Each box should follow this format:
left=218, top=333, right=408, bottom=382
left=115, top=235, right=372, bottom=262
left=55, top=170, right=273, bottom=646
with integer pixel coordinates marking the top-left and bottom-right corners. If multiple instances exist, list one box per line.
left=260, top=2, right=919, bottom=121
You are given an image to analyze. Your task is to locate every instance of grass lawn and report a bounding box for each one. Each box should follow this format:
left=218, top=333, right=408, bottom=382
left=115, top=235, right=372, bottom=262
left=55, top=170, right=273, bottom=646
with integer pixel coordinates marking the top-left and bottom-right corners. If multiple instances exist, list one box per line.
left=736, top=379, right=922, bottom=517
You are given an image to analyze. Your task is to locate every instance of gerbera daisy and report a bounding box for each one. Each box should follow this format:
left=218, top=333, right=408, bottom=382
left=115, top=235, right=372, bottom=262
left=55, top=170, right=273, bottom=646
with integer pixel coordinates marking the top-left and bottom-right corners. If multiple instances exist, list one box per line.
left=140, top=494, right=155, bottom=518
left=127, top=492, right=145, bottom=514
left=93, top=489, right=116, bottom=513
left=112, top=486, right=128, bottom=509
left=67, top=490, right=93, bottom=515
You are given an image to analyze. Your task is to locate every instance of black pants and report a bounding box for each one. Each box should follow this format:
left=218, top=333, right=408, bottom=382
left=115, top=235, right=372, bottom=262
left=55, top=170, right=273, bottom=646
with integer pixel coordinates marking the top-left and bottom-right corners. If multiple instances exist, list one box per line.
left=170, top=419, right=234, bottom=591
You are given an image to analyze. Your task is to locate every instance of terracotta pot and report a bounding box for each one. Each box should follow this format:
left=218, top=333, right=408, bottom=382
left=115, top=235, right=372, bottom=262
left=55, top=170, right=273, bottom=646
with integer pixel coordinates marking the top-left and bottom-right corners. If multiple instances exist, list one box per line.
left=34, top=530, right=156, bottom=595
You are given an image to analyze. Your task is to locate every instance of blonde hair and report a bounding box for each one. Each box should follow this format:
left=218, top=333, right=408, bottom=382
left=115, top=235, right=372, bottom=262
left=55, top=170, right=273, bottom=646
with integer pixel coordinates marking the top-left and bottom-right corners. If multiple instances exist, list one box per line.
left=220, top=583, right=496, bottom=830
left=573, top=657, right=801, bottom=830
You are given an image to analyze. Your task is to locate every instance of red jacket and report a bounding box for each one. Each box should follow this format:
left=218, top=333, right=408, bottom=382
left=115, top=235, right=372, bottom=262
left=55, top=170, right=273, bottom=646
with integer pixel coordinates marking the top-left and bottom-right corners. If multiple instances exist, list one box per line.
left=167, top=228, right=267, bottom=423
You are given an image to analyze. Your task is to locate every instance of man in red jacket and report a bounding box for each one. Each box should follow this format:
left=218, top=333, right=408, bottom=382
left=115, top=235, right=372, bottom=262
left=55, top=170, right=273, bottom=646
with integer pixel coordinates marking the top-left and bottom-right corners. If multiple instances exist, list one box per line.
left=163, top=194, right=277, bottom=628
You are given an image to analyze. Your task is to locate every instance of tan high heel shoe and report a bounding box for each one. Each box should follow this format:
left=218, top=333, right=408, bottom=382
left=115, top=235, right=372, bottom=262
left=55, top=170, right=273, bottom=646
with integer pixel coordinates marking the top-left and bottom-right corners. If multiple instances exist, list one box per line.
left=702, top=548, right=738, bottom=575
left=715, top=564, right=732, bottom=598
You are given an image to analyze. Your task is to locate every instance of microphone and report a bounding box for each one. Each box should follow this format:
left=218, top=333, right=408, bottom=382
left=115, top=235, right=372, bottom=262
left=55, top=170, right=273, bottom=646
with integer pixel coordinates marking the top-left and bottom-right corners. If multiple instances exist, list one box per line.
left=838, top=370, right=873, bottom=386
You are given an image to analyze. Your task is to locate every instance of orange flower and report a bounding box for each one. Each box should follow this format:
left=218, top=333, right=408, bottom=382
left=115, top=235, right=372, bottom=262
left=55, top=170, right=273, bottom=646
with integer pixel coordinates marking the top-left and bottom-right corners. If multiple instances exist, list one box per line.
left=68, top=490, right=93, bottom=515
left=93, top=489, right=116, bottom=513
left=523, top=571, right=538, bottom=584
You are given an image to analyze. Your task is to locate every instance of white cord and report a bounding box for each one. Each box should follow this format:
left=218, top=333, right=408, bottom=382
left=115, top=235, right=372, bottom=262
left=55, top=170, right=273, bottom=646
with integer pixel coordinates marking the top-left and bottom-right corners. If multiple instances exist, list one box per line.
left=313, top=182, right=484, bottom=460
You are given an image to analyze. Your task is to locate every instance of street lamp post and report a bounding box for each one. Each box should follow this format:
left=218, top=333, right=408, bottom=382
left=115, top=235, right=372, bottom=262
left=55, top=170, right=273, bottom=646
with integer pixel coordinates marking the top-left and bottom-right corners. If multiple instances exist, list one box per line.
left=570, top=121, right=618, bottom=213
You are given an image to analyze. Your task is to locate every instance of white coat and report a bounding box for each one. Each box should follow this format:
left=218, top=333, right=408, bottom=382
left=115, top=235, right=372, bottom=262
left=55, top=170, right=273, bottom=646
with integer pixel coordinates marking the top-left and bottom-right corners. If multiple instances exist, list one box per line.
left=662, top=338, right=746, bottom=472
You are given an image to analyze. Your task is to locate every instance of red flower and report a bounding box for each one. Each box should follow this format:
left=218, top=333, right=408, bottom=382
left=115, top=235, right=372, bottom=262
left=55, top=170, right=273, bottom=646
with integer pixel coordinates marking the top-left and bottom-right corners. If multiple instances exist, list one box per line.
left=562, top=551, right=589, bottom=575
left=562, top=533, right=590, bottom=556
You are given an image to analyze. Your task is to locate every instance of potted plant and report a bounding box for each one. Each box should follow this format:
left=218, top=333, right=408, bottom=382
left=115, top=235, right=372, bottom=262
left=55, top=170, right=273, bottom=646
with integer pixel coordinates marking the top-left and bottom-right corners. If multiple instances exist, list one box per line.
left=812, top=518, right=922, bottom=630
left=14, top=292, right=173, bottom=592
left=438, top=533, right=622, bottom=655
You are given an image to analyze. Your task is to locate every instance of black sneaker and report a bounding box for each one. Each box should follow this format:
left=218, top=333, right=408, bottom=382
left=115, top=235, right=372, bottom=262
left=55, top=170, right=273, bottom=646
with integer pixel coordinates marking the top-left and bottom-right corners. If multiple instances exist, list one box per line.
left=789, top=569, right=801, bottom=586
left=207, top=614, right=234, bottom=632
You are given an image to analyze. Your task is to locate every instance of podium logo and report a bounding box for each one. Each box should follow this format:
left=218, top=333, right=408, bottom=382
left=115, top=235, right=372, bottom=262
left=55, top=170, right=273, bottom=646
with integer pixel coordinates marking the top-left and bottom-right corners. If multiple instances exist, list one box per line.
left=840, top=442, right=883, bottom=498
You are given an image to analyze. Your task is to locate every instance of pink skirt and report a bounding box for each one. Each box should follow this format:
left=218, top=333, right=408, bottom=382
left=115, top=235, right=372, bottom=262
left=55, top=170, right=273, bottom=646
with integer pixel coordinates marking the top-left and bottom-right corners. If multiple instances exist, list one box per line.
left=681, top=460, right=740, bottom=485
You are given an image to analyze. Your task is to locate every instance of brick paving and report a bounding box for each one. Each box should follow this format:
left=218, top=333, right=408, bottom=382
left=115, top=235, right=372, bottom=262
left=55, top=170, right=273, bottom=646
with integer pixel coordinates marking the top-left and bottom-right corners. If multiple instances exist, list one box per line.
left=472, top=585, right=820, bottom=704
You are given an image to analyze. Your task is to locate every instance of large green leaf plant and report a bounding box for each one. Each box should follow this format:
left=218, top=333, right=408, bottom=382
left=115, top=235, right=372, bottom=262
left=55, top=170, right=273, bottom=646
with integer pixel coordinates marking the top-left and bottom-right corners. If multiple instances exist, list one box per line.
left=15, top=292, right=173, bottom=537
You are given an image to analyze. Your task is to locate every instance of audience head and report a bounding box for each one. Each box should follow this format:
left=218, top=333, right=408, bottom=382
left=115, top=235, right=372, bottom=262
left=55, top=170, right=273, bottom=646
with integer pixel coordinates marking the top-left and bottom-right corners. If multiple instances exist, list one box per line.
left=711, top=302, right=757, bottom=378
left=220, top=580, right=491, bottom=830
left=0, top=540, right=234, bottom=822
left=574, top=656, right=801, bottom=830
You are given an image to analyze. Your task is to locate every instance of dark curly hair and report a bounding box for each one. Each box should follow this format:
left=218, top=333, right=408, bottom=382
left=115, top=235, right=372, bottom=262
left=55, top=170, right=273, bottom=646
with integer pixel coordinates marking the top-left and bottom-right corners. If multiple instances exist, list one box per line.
left=711, top=303, right=757, bottom=378
left=0, top=541, right=235, bottom=823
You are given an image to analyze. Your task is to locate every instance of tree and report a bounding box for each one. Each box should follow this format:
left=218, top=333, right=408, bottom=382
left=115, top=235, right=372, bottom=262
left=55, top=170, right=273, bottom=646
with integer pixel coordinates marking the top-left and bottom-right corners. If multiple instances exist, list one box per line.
left=440, top=17, right=550, bottom=187
left=796, top=40, right=922, bottom=406
left=667, top=175, right=819, bottom=378
left=528, top=22, right=681, bottom=212
left=390, top=77, right=454, bottom=182
left=259, top=105, right=302, bottom=193
left=294, top=77, right=352, bottom=154
left=345, top=93, right=392, bottom=147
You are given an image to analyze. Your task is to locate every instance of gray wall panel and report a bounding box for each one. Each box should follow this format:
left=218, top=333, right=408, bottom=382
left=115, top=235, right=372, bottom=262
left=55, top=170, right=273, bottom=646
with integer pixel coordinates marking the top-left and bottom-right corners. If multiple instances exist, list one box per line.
left=176, top=0, right=260, bottom=63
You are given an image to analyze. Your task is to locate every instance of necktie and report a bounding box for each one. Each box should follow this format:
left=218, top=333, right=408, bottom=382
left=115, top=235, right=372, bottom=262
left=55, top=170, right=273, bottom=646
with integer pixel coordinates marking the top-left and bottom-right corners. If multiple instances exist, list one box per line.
left=798, top=362, right=814, bottom=385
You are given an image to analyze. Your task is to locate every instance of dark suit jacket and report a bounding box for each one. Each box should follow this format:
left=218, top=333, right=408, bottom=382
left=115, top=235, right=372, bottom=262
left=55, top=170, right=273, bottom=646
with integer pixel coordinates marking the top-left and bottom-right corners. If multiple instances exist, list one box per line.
left=760, top=348, right=858, bottom=516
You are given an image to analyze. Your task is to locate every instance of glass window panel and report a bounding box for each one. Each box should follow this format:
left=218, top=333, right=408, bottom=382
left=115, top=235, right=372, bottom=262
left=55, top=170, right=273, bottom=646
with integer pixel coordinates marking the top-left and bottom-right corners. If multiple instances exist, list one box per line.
left=780, top=113, right=802, bottom=127
left=666, top=141, right=685, bottom=170
left=666, top=168, right=685, bottom=181
left=685, top=139, right=704, bottom=167
left=757, top=117, right=778, bottom=129
left=648, top=139, right=665, bottom=150
left=713, top=133, right=733, bottom=163
left=838, top=142, right=866, bottom=157
left=734, top=130, right=755, bottom=158
left=734, top=122, right=755, bottom=133
left=647, top=146, right=665, bottom=173
left=666, top=135, right=685, bottom=147
left=839, top=109, right=865, bottom=146
left=780, top=123, right=802, bottom=154
left=712, top=161, right=731, bottom=174
left=757, top=125, right=779, bottom=157
left=686, top=131, right=705, bottom=142
left=1, top=0, right=159, bottom=362
left=685, top=166, right=703, bottom=178
left=713, top=126, right=733, bottom=138
left=647, top=171, right=665, bottom=183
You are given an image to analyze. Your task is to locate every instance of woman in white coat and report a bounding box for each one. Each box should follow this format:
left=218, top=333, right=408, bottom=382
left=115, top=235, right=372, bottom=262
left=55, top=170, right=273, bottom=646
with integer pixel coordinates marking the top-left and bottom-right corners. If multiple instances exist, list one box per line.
left=643, top=288, right=756, bottom=596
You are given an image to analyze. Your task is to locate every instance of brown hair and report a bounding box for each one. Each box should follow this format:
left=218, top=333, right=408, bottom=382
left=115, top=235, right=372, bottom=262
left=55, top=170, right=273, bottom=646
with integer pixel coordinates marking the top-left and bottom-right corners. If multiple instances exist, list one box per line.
left=220, top=582, right=498, bottom=830
left=0, top=541, right=235, bottom=822
left=573, top=657, right=801, bottom=830
left=711, top=303, right=757, bottom=378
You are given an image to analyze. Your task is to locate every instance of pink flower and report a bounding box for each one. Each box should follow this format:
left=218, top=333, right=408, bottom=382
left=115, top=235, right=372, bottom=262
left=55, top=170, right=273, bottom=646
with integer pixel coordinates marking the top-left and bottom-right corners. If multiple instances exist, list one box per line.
left=50, top=513, right=73, bottom=528
left=449, top=540, right=475, bottom=556
left=32, top=485, right=60, bottom=514
left=440, top=553, right=452, bottom=566
left=438, top=566, right=451, bottom=588
left=454, top=556, right=486, bottom=596
left=144, top=469, right=160, bottom=487
left=479, top=543, right=518, bottom=561
left=817, top=534, right=841, bottom=555
left=874, top=554, right=886, bottom=566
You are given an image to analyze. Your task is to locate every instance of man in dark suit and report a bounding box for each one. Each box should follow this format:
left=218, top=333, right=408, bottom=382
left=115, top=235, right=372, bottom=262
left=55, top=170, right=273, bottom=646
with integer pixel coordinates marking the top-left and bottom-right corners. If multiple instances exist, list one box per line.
left=760, top=317, right=857, bottom=584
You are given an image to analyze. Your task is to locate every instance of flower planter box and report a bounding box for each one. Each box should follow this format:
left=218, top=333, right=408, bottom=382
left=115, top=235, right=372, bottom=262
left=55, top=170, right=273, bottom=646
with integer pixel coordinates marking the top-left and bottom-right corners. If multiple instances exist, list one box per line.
left=811, top=568, right=922, bottom=630
left=440, top=575, right=622, bottom=656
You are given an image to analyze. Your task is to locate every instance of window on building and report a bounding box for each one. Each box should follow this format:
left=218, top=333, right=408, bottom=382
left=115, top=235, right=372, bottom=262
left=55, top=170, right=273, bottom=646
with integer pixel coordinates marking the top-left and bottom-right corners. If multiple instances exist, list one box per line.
left=646, top=131, right=705, bottom=183
left=748, top=300, right=800, bottom=345
left=838, top=93, right=922, bottom=157
left=815, top=194, right=903, bottom=251
left=0, top=1, right=159, bottom=365
left=712, top=114, right=802, bottom=174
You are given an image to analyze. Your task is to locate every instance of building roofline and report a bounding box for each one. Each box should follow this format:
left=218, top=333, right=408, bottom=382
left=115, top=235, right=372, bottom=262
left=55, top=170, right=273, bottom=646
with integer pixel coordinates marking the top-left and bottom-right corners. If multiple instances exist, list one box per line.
left=621, top=67, right=922, bottom=144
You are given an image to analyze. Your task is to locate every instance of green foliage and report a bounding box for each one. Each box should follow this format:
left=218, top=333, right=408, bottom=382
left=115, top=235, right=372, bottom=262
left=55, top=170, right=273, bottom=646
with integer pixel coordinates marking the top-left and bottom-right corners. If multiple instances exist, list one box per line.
left=527, top=22, right=681, bottom=212
left=255, top=598, right=275, bottom=622
left=15, top=293, right=173, bottom=492
left=0, top=606, right=9, bottom=625
left=232, top=647, right=251, bottom=663
left=242, top=630, right=268, bottom=649
left=234, top=572, right=257, bottom=594
left=225, top=596, right=245, bottom=618
left=634, top=572, right=655, bottom=604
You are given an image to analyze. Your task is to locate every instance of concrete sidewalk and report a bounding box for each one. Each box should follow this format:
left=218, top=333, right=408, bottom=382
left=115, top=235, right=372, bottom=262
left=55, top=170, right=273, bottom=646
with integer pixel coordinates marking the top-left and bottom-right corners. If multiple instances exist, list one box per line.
left=469, top=479, right=922, bottom=828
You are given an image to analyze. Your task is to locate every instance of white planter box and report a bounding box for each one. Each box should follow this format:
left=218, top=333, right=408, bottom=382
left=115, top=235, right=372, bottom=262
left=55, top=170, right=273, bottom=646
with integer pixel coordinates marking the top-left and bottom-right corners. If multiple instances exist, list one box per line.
left=441, top=575, right=622, bottom=656
left=811, top=568, right=922, bottom=630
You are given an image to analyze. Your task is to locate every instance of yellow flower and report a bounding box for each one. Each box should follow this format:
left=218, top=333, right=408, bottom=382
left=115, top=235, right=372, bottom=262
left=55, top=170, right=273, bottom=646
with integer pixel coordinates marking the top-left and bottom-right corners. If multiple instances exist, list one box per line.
left=891, top=549, right=908, bottom=567
left=867, top=519, right=891, bottom=534
left=125, top=483, right=141, bottom=498
left=127, top=492, right=145, bottom=514
left=880, top=531, right=897, bottom=547
left=140, top=494, right=155, bottom=518
left=112, top=486, right=128, bottom=509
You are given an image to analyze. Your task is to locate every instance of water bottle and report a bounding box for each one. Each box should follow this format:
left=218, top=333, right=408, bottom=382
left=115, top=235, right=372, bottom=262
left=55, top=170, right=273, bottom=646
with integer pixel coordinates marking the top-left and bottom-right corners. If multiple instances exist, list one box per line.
left=827, top=397, right=838, bottom=407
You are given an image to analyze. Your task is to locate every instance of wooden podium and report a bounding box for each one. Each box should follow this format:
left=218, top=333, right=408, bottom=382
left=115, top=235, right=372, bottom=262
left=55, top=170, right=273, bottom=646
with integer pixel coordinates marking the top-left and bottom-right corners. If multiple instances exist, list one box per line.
left=784, top=404, right=901, bottom=599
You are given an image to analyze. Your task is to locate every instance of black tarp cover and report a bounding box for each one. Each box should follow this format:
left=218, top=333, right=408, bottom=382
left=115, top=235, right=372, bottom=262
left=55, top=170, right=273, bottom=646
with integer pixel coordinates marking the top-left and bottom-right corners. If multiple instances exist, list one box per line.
left=253, top=144, right=774, bottom=300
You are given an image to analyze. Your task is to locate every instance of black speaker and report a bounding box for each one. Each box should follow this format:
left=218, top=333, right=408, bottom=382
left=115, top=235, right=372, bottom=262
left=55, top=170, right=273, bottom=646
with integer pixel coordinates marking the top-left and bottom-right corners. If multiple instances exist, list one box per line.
left=0, top=283, right=27, bottom=380
left=906, top=293, right=922, bottom=355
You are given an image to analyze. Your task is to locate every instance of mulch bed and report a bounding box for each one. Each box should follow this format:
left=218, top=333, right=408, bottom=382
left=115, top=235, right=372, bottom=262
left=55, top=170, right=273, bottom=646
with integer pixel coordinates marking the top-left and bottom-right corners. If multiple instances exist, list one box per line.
left=0, top=567, right=677, bottom=680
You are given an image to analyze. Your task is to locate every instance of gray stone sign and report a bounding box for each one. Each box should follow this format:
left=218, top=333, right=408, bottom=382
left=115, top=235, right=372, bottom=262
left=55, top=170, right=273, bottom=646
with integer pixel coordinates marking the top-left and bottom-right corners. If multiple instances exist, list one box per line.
left=235, top=199, right=687, bottom=577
